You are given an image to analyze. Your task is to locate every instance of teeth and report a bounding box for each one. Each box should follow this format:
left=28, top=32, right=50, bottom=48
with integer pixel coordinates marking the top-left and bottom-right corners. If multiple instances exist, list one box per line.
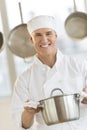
left=40, top=44, right=49, bottom=48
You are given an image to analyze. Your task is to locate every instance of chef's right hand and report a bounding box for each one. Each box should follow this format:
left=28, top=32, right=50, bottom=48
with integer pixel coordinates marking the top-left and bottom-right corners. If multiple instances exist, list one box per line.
left=22, top=106, right=36, bottom=129
left=22, top=100, right=40, bottom=129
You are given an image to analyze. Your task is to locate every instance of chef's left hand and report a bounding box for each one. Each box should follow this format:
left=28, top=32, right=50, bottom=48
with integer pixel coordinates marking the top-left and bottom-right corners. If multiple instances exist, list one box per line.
left=81, top=87, right=87, bottom=104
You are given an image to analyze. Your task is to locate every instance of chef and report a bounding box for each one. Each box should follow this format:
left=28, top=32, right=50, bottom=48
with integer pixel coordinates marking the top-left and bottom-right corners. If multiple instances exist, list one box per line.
left=11, top=15, right=87, bottom=130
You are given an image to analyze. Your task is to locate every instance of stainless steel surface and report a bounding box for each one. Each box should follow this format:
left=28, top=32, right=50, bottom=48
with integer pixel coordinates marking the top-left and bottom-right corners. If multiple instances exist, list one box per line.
left=65, top=12, right=87, bottom=40
left=64, top=0, right=87, bottom=40
left=7, top=2, right=36, bottom=58
left=0, top=32, right=4, bottom=52
left=39, top=89, right=80, bottom=125
left=7, top=24, right=36, bottom=58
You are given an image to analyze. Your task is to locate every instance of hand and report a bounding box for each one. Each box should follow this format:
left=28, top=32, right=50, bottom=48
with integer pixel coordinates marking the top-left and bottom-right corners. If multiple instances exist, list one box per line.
left=24, top=105, right=41, bottom=113
left=22, top=100, right=40, bottom=129
left=24, top=100, right=40, bottom=109
left=22, top=106, right=36, bottom=129
left=81, top=87, right=87, bottom=104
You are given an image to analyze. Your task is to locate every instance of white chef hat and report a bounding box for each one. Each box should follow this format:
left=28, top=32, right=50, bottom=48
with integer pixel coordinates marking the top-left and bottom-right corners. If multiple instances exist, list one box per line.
left=27, top=15, right=57, bottom=35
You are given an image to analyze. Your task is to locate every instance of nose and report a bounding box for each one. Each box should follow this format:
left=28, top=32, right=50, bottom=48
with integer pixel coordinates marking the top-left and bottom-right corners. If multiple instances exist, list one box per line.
left=41, top=35, right=48, bottom=42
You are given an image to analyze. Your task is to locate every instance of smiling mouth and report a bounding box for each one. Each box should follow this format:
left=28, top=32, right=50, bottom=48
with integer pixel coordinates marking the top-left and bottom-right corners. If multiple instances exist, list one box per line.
left=40, top=44, right=51, bottom=48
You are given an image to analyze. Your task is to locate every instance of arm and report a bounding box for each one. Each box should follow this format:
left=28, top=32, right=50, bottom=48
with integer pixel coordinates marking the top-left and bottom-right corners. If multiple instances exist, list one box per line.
left=11, top=73, right=36, bottom=130
left=22, top=100, right=40, bottom=129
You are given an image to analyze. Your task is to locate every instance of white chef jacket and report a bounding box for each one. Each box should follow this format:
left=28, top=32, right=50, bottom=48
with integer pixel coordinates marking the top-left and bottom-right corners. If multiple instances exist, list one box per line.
left=11, top=49, right=87, bottom=130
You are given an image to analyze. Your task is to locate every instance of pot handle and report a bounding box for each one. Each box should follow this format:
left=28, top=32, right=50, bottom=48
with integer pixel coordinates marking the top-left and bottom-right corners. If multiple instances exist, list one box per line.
left=50, top=88, right=64, bottom=97
left=37, top=103, right=44, bottom=109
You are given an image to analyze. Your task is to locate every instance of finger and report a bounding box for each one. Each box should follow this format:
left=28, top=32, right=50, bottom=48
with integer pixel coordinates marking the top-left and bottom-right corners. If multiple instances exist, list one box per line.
left=25, top=99, right=30, bottom=102
left=35, top=107, right=41, bottom=113
left=81, top=97, right=87, bottom=104
left=24, top=106, right=36, bottom=112
left=83, top=87, right=87, bottom=93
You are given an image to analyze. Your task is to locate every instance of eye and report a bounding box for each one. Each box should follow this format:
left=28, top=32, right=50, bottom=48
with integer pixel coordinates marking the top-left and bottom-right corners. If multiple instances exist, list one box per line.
left=46, top=31, right=53, bottom=36
left=35, top=33, right=41, bottom=36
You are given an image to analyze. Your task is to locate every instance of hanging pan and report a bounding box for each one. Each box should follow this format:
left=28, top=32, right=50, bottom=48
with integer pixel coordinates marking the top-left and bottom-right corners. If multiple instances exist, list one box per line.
left=0, top=32, right=4, bottom=53
left=65, top=0, right=87, bottom=40
left=7, top=2, right=36, bottom=58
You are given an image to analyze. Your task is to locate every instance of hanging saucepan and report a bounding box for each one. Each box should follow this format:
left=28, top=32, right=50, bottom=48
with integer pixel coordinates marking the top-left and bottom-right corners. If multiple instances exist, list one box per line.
left=38, top=88, right=80, bottom=125
left=65, top=0, right=87, bottom=40
left=0, top=32, right=4, bottom=53
left=7, top=2, right=36, bottom=58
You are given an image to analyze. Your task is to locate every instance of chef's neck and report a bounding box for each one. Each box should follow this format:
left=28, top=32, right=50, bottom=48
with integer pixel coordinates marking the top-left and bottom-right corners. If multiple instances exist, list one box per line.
left=36, top=52, right=57, bottom=68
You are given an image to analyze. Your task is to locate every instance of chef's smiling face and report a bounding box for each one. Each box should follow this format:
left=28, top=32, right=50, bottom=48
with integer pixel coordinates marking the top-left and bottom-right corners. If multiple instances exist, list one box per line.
left=30, top=28, right=57, bottom=58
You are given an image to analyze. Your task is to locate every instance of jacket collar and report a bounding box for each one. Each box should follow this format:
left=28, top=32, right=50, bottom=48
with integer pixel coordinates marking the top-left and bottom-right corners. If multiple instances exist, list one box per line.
left=33, top=49, right=64, bottom=70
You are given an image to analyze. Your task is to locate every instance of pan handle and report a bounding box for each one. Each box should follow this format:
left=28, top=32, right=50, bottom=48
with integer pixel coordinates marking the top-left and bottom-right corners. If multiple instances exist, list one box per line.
left=50, top=88, right=64, bottom=97
left=73, top=0, right=77, bottom=12
left=18, top=2, right=23, bottom=23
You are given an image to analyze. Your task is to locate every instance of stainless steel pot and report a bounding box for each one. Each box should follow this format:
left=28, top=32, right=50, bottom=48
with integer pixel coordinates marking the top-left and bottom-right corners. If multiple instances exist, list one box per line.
left=38, top=88, right=80, bottom=125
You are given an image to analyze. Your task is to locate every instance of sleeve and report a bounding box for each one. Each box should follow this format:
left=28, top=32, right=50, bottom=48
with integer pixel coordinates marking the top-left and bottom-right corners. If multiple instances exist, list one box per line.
left=69, top=56, right=87, bottom=87
left=81, top=59, right=87, bottom=87
left=11, top=73, right=37, bottom=130
left=74, top=57, right=87, bottom=86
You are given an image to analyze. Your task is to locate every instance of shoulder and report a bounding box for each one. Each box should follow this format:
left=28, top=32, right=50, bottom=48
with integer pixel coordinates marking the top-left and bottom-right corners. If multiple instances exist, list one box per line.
left=63, top=52, right=87, bottom=72
left=58, top=49, right=87, bottom=70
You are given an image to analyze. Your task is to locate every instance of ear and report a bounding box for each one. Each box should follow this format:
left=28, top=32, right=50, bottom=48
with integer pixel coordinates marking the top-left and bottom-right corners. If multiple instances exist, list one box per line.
left=29, top=36, right=33, bottom=44
left=55, top=32, right=58, bottom=38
